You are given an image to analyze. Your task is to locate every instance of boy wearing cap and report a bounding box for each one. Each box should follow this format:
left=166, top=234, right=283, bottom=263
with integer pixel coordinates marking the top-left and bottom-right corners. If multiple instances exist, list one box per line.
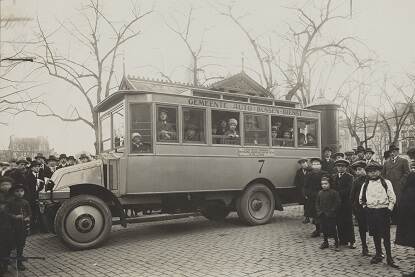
left=316, top=175, right=341, bottom=251
left=293, top=158, right=310, bottom=223
left=0, top=177, right=13, bottom=275
left=350, top=161, right=370, bottom=256
left=359, top=162, right=398, bottom=268
left=332, top=159, right=356, bottom=249
left=321, top=147, right=335, bottom=174
left=7, top=184, right=31, bottom=271
left=304, top=158, right=327, bottom=237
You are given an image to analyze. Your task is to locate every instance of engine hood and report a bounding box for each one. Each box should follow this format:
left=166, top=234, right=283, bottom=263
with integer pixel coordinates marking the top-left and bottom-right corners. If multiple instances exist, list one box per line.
left=51, top=159, right=104, bottom=191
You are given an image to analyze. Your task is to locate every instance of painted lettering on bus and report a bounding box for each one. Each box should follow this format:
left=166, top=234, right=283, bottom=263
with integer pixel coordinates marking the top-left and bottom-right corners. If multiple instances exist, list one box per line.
left=187, top=98, right=302, bottom=116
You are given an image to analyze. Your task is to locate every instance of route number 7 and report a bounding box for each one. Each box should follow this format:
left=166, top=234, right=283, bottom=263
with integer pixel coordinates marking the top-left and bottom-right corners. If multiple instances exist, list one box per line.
left=258, top=159, right=265, bottom=173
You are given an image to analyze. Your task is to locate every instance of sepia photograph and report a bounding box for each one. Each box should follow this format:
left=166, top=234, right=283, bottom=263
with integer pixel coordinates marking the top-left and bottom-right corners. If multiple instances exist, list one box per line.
left=0, top=0, right=414, bottom=276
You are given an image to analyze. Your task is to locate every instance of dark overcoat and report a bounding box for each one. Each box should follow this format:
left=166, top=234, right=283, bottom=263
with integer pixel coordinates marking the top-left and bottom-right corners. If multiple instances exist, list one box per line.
left=382, top=156, right=410, bottom=200
left=332, top=172, right=355, bottom=244
left=321, top=158, right=335, bottom=174
left=303, top=170, right=326, bottom=218
left=293, top=168, right=308, bottom=205
left=395, top=172, right=415, bottom=247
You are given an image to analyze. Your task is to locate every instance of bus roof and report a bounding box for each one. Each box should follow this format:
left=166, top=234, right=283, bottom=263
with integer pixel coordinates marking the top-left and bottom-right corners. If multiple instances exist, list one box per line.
left=95, top=74, right=300, bottom=112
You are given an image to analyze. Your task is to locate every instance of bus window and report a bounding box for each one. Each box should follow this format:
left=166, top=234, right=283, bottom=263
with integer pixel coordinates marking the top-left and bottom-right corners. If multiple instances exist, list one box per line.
left=244, top=113, right=269, bottom=146
left=130, top=104, right=152, bottom=153
left=156, top=106, right=178, bottom=142
left=298, top=118, right=318, bottom=147
left=183, top=107, right=206, bottom=143
left=113, top=108, right=125, bottom=149
left=211, top=110, right=240, bottom=145
left=101, top=115, right=111, bottom=151
left=271, top=116, right=294, bottom=147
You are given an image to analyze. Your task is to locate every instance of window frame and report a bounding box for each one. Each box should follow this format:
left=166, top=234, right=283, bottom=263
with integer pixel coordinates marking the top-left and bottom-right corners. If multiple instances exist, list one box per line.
left=112, top=106, right=126, bottom=150
left=297, top=117, right=319, bottom=149
left=243, top=112, right=270, bottom=147
left=211, top=109, right=242, bottom=147
left=100, top=113, right=112, bottom=152
left=270, top=114, right=296, bottom=149
left=129, top=102, right=154, bottom=155
left=155, top=104, right=179, bottom=144
left=182, top=106, right=207, bottom=145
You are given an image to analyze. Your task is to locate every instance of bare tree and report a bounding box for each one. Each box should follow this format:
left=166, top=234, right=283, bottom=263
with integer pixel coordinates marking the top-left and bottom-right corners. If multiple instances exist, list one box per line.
left=377, top=77, right=415, bottom=146
left=164, top=6, right=224, bottom=86
left=18, top=0, right=152, bottom=154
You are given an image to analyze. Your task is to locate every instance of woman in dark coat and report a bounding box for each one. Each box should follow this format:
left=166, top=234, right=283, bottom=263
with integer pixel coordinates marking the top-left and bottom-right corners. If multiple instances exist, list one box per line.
left=395, top=150, right=415, bottom=277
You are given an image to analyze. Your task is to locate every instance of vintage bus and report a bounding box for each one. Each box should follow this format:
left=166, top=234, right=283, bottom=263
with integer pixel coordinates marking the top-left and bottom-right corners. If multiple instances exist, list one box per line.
left=39, top=76, right=325, bottom=250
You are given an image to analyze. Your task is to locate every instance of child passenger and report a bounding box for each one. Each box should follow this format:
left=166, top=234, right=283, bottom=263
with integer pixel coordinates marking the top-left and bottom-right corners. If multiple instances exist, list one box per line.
left=7, top=184, right=31, bottom=271
left=316, top=176, right=341, bottom=251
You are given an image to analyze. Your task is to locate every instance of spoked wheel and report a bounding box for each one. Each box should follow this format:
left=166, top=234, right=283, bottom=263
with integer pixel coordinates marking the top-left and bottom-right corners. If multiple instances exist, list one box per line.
left=201, top=201, right=230, bottom=221
left=54, top=195, right=112, bottom=250
left=237, top=183, right=275, bottom=225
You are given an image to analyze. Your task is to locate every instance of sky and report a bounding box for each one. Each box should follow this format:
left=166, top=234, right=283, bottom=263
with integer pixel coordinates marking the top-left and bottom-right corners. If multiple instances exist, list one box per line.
left=1, top=0, right=415, bottom=154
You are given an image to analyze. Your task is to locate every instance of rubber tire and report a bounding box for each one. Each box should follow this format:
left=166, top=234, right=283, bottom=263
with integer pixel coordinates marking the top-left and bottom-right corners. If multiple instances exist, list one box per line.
left=54, top=195, right=112, bottom=250
left=236, top=183, right=275, bottom=225
left=201, top=201, right=230, bottom=221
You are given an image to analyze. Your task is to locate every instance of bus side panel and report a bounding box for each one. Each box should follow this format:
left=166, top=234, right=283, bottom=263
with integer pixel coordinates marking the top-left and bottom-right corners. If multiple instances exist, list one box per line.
left=125, top=155, right=299, bottom=194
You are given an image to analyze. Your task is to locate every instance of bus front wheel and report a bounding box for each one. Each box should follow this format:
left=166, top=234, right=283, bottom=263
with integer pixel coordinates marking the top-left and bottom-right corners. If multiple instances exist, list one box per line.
left=54, top=195, right=112, bottom=250
left=237, top=183, right=275, bottom=225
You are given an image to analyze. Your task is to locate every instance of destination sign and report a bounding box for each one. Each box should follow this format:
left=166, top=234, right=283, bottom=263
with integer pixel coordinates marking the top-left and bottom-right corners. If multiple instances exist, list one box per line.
left=238, top=148, right=276, bottom=157
left=187, top=97, right=303, bottom=116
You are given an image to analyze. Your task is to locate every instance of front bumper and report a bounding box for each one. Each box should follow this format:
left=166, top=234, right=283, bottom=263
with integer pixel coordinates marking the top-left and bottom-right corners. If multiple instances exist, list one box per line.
left=38, top=191, right=70, bottom=214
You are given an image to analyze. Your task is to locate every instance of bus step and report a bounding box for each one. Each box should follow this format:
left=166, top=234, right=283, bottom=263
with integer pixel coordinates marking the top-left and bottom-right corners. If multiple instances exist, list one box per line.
left=112, top=212, right=199, bottom=225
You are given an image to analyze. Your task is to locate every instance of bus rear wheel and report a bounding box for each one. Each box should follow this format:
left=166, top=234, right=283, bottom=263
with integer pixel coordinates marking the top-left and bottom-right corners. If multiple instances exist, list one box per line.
left=54, top=195, right=112, bottom=250
left=237, top=183, right=275, bottom=225
left=201, top=201, right=230, bottom=221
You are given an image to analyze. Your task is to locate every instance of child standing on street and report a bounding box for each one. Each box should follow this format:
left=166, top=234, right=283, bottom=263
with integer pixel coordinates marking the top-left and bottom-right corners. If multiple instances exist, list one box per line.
left=359, top=162, right=398, bottom=268
left=316, top=176, right=341, bottom=251
left=7, top=183, right=31, bottom=271
left=0, top=177, right=13, bottom=276
left=350, top=160, right=370, bottom=256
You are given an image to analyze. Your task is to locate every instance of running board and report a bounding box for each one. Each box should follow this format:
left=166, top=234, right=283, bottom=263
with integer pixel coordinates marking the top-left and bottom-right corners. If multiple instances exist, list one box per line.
left=112, top=212, right=199, bottom=226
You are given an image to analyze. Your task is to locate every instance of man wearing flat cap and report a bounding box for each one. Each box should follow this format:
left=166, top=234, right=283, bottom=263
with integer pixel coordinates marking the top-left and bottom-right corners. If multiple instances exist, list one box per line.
left=359, top=162, right=398, bottom=268
left=332, top=159, right=355, bottom=248
left=382, top=144, right=410, bottom=224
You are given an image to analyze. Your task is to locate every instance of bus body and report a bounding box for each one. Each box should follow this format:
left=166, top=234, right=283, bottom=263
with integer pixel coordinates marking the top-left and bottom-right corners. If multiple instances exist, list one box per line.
left=39, top=77, right=323, bottom=250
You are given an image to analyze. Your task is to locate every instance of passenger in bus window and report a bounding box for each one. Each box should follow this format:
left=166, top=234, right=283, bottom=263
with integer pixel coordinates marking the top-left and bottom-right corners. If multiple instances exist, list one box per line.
left=184, top=124, right=200, bottom=142
left=225, top=118, right=239, bottom=138
left=272, top=122, right=283, bottom=138
left=281, top=131, right=294, bottom=147
left=216, top=120, right=227, bottom=135
left=131, top=132, right=151, bottom=153
left=306, top=133, right=317, bottom=146
left=158, top=109, right=176, bottom=141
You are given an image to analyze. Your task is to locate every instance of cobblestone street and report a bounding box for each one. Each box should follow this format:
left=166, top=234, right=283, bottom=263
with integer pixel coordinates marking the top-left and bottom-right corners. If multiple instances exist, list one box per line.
left=5, top=206, right=414, bottom=277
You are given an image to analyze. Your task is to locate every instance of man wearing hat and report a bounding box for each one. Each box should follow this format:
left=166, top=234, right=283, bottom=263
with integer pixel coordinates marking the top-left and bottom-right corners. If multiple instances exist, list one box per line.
left=4, top=159, right=28, bottom=186
left=350, top=160, right=370, bottom=256
left=365, top=148, right=376, bottom=165
left=359, top=162, right=398, bottom=268
left=67, top=156, right=77, bottom=166
left=332, top=159, right=355, bottom=248
left=304, top=157, right=327, bottom=237
left=35, top=153, right=52, bottom=179
left=321, top=146, right=335, bottom=174
left=395, top=148, right=415, bottom=276
left=355, top=146, right=366, bottom=161
left=344, top=151, right=354, bottom=163
left=57, top=154, right=68, bottom=169
left=157, top=109, right=176, bottom=141
left=333, top=152, right=344, bottom=161
left=47, top=155, right=59, bottom=174
left=79, top=154, right=90, bottom=163
left=23, top=161, right=45, bottom=232
left=382, top=144, right=410, bottom=224
left=293, top=158, right=310, bottom=223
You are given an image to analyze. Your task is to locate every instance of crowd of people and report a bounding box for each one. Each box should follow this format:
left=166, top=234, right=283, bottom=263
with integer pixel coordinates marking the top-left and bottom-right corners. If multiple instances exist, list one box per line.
left=0, top=152, right=93, bottom=274
left=294, top=144, right=415, bottom=276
